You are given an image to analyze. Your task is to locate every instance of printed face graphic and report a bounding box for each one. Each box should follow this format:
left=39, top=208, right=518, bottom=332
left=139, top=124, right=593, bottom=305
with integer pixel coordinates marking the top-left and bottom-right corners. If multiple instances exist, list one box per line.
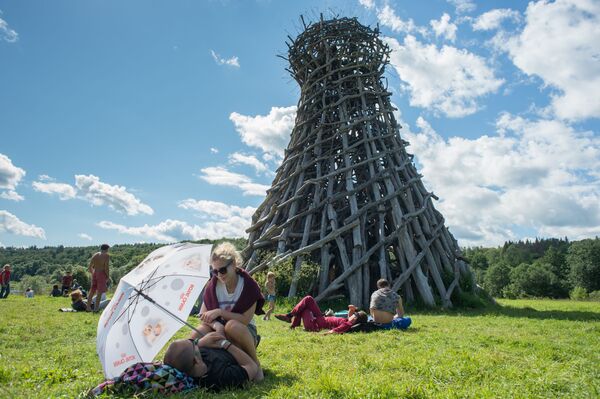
left=142, top=320, right=165, bottom=346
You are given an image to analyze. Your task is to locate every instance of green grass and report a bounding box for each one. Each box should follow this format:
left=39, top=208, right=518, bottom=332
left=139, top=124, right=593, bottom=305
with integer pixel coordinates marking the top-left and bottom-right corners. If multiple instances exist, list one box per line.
left=0, top=296, right=599, bottom=398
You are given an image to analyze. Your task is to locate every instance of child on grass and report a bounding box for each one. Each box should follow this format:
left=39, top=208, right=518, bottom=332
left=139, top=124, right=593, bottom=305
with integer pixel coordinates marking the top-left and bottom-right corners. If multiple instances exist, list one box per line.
left=263, top=272, right=276, bottom=321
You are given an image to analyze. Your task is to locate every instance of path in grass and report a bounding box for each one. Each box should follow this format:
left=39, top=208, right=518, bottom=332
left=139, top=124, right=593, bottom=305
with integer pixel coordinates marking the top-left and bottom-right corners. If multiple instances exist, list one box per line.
left=0, top=297, right=598, bottom=398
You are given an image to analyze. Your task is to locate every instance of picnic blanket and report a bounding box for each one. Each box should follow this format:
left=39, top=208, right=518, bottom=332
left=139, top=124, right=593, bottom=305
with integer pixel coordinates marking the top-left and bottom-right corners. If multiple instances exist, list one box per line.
left=88, top=362, right=196, bottom=397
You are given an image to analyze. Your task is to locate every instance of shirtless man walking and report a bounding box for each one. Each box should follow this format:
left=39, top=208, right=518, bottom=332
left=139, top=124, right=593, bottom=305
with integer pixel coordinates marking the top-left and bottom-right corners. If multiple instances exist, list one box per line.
left=87, top=244, right=110, bottom=312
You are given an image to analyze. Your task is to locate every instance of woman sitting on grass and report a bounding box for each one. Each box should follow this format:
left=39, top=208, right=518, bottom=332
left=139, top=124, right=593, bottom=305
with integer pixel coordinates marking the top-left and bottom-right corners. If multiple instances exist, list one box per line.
left=275, top=295, right=368, bottom=334
left=193, top=242, right=265, bottom=379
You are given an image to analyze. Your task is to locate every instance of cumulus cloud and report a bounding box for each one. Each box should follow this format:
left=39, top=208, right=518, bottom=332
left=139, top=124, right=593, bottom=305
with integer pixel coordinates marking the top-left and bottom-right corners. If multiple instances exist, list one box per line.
left=210, top=147, right=219, bottom=154
left=199, top=166, right=269, bottom=196
left=229, top=106, right=296, bottom=158
left=98, top=217, right=250, bottom=242
left=430, top=13, right=457, bottom=42
left=501, top=0, right=600, bottom=120
left=210, top=50, right=240, bottom=68
left=0, top=210, right=45, bottom=239
left=384, top=35, right=503, bottom=117
left=78, top=233, right=93, bottom=241
left=472, top=8, right=521, bottom=31
left=228, top=152, right=269, bottom=174
left=0, top=190, right=24, bottom=202
left=0, top=14, right=18, bottom=43
left=400, top=113, right=600, bottom=246
left=447, top=0, right=476, bottom=14
left=178, top=199, right=256, bottom=220
left=32, top=181, right=77, bottom=200
left=0, top=153, right=25, bottom=200
left=358, top=0, right=375, bottom=9
left=75, top=175, right=154, bottom=215
left=377, top=5, right=422, bottom=34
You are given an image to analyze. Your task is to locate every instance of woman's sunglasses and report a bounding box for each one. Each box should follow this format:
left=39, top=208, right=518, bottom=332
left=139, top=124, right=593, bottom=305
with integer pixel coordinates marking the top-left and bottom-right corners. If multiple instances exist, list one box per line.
left=210, top=259, right=233, bottom=275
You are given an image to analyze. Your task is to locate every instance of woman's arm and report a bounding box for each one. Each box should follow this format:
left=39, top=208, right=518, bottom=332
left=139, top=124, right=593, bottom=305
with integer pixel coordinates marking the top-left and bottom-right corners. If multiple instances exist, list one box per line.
left=220, top=302, right=256, bottom=325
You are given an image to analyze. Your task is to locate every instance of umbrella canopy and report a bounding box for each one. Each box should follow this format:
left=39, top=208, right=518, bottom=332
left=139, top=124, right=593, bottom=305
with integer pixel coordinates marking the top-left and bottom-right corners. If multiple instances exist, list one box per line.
left=96, top=242, right=212, bottom=378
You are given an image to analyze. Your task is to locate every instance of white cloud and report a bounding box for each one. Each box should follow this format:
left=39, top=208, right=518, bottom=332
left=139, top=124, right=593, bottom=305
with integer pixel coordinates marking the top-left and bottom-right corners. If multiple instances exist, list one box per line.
left=178, top=199, right=256, bottom=219
left=78, top=233, right=93, bottom=241
left=503, top=0, right=600, bottom=120
left=98, top=217, right=249, bottom=242
left=358, top=0, right=375, bottom=9
left=472, top=8, right=521, bottom=31
left=0, top=154, right=25, bottom=200
left=32, top=181, right=77, bottom=200
left=401, top=113, right=600, bottom=246
left=38, top=174, right=54, bottom=182
left=447, top=0, right=476, bottom=14
left=210, top=147, right=219, bottom=154
left=0, top=14, right=18, bottom=43
left=210, top=50, right=240, bottom=68
left=228, top=152, right=269, bottom=174
left=385, top=35, right=503, bottom=117
left=0, top=210, right=45, bottom=239
left=0, top=190, right=24, bottom=202
left=199, top=167, right=269, bottom=196
left=75, top=175, right=154, bottom=215
left=229, top=106, right=296, bottom=158
left=430, top=13, right=457, bottom=42
left=377, top=5, right=423, bottom=35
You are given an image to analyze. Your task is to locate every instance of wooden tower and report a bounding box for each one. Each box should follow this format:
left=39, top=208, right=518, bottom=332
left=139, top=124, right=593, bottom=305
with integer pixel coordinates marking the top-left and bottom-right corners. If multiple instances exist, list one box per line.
left=242, top=17, right=472, bottom=308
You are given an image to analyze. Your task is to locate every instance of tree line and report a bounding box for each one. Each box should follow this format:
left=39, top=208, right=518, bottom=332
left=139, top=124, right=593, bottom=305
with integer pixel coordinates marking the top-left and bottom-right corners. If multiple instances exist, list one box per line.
left=464, top=237, right=600, bottom=300
left=0, top=239, right=246, bottom=294
left=1, top=237, right=598, bottom=300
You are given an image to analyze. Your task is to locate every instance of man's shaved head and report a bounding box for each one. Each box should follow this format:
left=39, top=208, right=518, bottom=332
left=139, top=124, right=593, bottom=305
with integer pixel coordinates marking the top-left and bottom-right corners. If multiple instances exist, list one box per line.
left=163, top=339, right=194, bottom=374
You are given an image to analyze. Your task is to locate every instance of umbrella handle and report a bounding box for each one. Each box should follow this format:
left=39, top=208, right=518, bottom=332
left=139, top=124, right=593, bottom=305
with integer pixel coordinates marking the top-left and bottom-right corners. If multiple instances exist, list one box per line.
left=134, top=289, right=205, bottom=338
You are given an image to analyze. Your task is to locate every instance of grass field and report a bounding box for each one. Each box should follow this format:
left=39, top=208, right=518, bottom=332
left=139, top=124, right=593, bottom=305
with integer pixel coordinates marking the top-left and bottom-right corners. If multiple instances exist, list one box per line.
left=0, top=296, right=598, bottom=398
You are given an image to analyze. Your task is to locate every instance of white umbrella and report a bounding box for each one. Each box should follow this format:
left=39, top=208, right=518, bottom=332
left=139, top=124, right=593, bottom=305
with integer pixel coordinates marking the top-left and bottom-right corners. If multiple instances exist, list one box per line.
left=96, top=242, right=212, bottom=378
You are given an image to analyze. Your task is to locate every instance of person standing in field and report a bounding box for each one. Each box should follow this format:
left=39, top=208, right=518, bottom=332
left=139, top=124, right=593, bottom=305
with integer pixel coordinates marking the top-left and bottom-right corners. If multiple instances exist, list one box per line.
left=87, top=244, right=110, bottom=312
left=262, top=272, right=276, bottom=321
left=0, top=264, right=11, bottom=299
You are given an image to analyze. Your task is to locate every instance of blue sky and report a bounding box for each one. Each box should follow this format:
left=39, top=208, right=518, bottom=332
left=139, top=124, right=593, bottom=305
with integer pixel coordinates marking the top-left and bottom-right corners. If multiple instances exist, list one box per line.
left=1, top=0, right=599, bottom=248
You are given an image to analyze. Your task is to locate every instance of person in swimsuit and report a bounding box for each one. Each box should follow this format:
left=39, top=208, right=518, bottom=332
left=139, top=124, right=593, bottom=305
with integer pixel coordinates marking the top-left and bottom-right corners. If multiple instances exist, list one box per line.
left=87, top=244, right=110, bottom=312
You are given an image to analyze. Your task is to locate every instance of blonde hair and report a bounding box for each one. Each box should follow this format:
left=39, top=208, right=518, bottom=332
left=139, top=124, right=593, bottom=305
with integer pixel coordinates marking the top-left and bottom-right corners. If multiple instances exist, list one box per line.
left=267, top=272, right=275, bottom=279
left=211, top=242, right=243, bottom=267
left=70, top=289, right=83, bottom=302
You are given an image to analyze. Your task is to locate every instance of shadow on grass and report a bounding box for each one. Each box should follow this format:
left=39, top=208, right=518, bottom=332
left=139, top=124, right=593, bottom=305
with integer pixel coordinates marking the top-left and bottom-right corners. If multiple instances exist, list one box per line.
left=413, top=304, right=600, bottom=322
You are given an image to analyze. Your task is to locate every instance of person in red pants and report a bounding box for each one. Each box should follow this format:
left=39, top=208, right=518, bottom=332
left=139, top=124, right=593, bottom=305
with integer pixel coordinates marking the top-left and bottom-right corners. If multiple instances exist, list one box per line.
left=275, top=295, right=367, bottom=334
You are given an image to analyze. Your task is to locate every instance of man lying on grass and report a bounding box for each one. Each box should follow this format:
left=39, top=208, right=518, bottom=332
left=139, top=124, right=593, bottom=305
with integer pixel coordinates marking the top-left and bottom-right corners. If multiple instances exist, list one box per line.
left=275, top=295, right=368, bottom=334
left=163, top=330, right=263, bottom=391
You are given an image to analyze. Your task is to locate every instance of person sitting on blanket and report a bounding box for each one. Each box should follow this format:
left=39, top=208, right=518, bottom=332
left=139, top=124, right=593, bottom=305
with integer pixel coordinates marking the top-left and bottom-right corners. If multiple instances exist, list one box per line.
left=275, top=295, right=368, bottom=334
left=369, top=278, right=411, bottom=330
left=163, top=331, right=262, bottom=391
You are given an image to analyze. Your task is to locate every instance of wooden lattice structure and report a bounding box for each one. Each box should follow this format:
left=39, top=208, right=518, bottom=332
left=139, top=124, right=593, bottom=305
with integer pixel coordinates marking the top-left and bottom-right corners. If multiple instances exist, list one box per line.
left=242, top=17, right=472, bottom=308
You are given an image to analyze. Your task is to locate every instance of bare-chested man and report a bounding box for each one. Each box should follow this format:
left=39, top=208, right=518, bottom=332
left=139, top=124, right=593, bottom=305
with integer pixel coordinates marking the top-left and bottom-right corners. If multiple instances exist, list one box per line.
left=87, top=244, right=110, bottom=312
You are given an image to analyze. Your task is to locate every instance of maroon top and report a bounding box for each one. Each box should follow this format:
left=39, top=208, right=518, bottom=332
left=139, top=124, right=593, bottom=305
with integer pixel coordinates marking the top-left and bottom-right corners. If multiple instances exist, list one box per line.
left=203, top=268, right=265, bottom=316
left=62, top=275, right=73, bottom=287
left=0, top=270, right=10, bottom=285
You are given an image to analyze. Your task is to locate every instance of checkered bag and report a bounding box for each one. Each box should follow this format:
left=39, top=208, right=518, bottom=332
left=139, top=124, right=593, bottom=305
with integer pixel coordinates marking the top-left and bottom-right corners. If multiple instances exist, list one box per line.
left=88, top=362, right=196, bottom=397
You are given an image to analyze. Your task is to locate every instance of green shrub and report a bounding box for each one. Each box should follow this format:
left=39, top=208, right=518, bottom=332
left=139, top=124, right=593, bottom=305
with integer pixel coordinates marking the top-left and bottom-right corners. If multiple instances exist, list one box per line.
left=570, top=286, right=588, bottom=300
left=508, top=262, right=562, bottom=298
left=589, top=290, right=600, bottom=301
left=253, top=252, right=319, bottom=297
left=17, top=274, right=47, bottom=294
left=483, top=262, right=511, bottom=297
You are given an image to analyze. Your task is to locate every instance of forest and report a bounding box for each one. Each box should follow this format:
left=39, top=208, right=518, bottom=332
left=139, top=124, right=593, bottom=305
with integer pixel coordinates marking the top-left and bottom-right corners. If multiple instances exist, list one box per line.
left=1, top=237, right=598, bottom=301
